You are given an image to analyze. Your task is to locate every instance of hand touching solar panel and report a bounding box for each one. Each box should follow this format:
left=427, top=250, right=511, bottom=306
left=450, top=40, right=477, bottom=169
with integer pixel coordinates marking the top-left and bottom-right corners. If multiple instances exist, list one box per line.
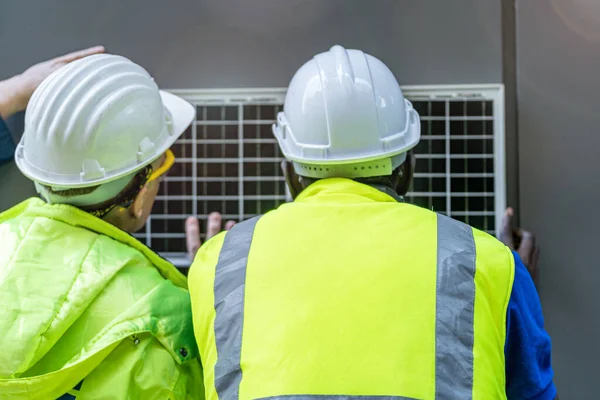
left=135, top=88, right=504, bottom=267
left=499, top=207, right=540, bottom=285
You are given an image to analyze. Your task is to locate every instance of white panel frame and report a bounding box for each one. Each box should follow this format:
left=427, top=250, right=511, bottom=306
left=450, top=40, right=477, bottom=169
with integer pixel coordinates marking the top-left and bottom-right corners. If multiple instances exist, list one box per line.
left=158, top=85, right=506, bottom=268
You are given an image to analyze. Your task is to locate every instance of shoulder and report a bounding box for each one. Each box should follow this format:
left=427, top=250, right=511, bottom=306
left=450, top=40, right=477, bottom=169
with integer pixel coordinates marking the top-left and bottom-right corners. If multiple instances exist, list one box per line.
left=0, top=209, right=106, bottom=267
left=472, top=227, right=515, bottom=273
left=436, top=214, right=515, bottom=274
left=447, top=222, right=516, bottom=307
left=190, top=230, right=227, bottom=268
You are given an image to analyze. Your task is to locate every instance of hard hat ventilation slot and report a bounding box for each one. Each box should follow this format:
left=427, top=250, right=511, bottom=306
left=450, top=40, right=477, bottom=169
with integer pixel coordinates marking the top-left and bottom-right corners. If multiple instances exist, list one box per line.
left=137, top=137, right=156, bottom=163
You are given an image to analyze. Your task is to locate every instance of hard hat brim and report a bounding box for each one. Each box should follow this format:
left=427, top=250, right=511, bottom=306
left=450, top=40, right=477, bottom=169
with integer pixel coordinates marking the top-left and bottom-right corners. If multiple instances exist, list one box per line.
left=159, top=90, right=196, bottom=147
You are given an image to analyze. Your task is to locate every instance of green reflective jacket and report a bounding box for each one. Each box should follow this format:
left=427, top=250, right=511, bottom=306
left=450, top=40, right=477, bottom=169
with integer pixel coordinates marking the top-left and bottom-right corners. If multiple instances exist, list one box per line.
left=0, top=198, right=204, bottom=399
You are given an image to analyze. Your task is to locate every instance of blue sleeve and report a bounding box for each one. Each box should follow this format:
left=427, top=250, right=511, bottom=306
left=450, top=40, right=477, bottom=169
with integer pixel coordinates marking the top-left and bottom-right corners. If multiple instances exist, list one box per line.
left=505, top=252, right=556, bottom=400
left=0, top=117, right=15, bottom=166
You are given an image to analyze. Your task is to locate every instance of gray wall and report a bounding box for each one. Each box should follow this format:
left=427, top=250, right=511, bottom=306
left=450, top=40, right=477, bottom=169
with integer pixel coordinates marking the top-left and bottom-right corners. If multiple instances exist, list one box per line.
left=0, top=0, right=504, bottom=210
left=5, top=0, right=593, bottom=396
left=0, top=0, right=503, bottom=87
left=517, top=1, right=600, bottom=398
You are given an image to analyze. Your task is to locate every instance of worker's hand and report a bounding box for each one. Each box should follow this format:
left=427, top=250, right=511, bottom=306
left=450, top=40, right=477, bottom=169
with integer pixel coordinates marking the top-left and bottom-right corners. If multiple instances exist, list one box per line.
left=185, top=212, right=236, bottom=261
left=499, top=207, right=540, bottom=284
left=0, top=46, right=105, bottom=119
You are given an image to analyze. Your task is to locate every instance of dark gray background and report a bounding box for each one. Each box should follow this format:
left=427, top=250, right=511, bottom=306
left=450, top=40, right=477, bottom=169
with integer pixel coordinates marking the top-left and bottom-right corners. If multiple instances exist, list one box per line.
left=0, top=0, right=595, bottom=397
left=516, top=1, right=600, bottom=398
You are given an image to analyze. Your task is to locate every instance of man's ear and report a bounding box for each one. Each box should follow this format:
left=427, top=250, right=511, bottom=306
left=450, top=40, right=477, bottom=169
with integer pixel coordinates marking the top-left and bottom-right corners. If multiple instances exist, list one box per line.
left=396, top=151, right=415, bottom=196
left=130, top=186, right=148, bottom=220
left=281, top=160, right=303, bottom=200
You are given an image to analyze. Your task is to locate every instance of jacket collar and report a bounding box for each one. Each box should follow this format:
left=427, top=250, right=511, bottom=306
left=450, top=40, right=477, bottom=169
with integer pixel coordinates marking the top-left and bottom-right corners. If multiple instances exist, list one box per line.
left=295, top=178, right=403, bottom=204
left=1, top=197, right=186, bottom=288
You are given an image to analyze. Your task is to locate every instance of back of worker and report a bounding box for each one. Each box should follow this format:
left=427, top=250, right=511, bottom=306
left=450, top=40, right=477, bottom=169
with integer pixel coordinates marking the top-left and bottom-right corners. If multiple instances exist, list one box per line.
left=192, top=178, right=513, bottom=399
left=189, top=46, right=555, bottom=400
left=0, top=54, right=203, bottom=399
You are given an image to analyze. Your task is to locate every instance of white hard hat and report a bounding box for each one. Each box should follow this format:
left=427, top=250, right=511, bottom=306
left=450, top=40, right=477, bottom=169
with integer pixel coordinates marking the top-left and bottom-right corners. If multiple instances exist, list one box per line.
left=273, top=45, right=420, bottom=179
left=15, top=53, right=195, bottom=188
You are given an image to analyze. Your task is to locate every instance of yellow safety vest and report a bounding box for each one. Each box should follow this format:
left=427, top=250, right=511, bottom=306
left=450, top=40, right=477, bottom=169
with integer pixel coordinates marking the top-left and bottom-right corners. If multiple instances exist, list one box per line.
left=189, top=178, right=515, bottom=400
left=0, top=198, right=203, bottom=399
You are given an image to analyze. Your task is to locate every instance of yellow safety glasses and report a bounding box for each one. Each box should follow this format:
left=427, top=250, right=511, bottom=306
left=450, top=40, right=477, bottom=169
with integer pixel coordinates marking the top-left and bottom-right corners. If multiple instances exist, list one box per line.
left=147, top=149, right=175, bottom=183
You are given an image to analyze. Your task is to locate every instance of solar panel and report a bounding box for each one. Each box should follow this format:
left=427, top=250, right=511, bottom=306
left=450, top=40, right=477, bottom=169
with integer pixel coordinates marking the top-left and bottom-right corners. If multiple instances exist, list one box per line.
left=134, top=86, right=506, bottom=267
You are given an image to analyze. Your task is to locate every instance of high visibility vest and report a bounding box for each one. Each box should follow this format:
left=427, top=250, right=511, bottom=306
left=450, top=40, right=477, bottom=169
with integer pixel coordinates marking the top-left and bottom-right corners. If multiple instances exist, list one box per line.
left=0, top=198, right=203, bottom=399
left=189, top=178, right=515, bottom=400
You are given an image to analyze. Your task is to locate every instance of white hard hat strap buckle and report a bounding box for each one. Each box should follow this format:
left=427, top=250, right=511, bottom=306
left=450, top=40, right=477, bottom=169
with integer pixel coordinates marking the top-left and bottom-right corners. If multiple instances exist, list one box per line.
left=276, top=113, right=288, bottom=139
left=137, top=137, right=156, bottom=163
left=164, top=107, right=175, bottom=136
left=80, top=159, right=106, bottom=181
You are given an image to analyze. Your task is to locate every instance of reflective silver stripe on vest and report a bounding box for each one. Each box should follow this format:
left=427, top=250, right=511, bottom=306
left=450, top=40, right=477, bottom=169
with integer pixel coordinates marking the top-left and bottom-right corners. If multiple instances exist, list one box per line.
left=435, top=214, right=476, bottom=400
left=213, top=216, right=261, bottom=400
left=212, top=213, right=476, bottom=399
